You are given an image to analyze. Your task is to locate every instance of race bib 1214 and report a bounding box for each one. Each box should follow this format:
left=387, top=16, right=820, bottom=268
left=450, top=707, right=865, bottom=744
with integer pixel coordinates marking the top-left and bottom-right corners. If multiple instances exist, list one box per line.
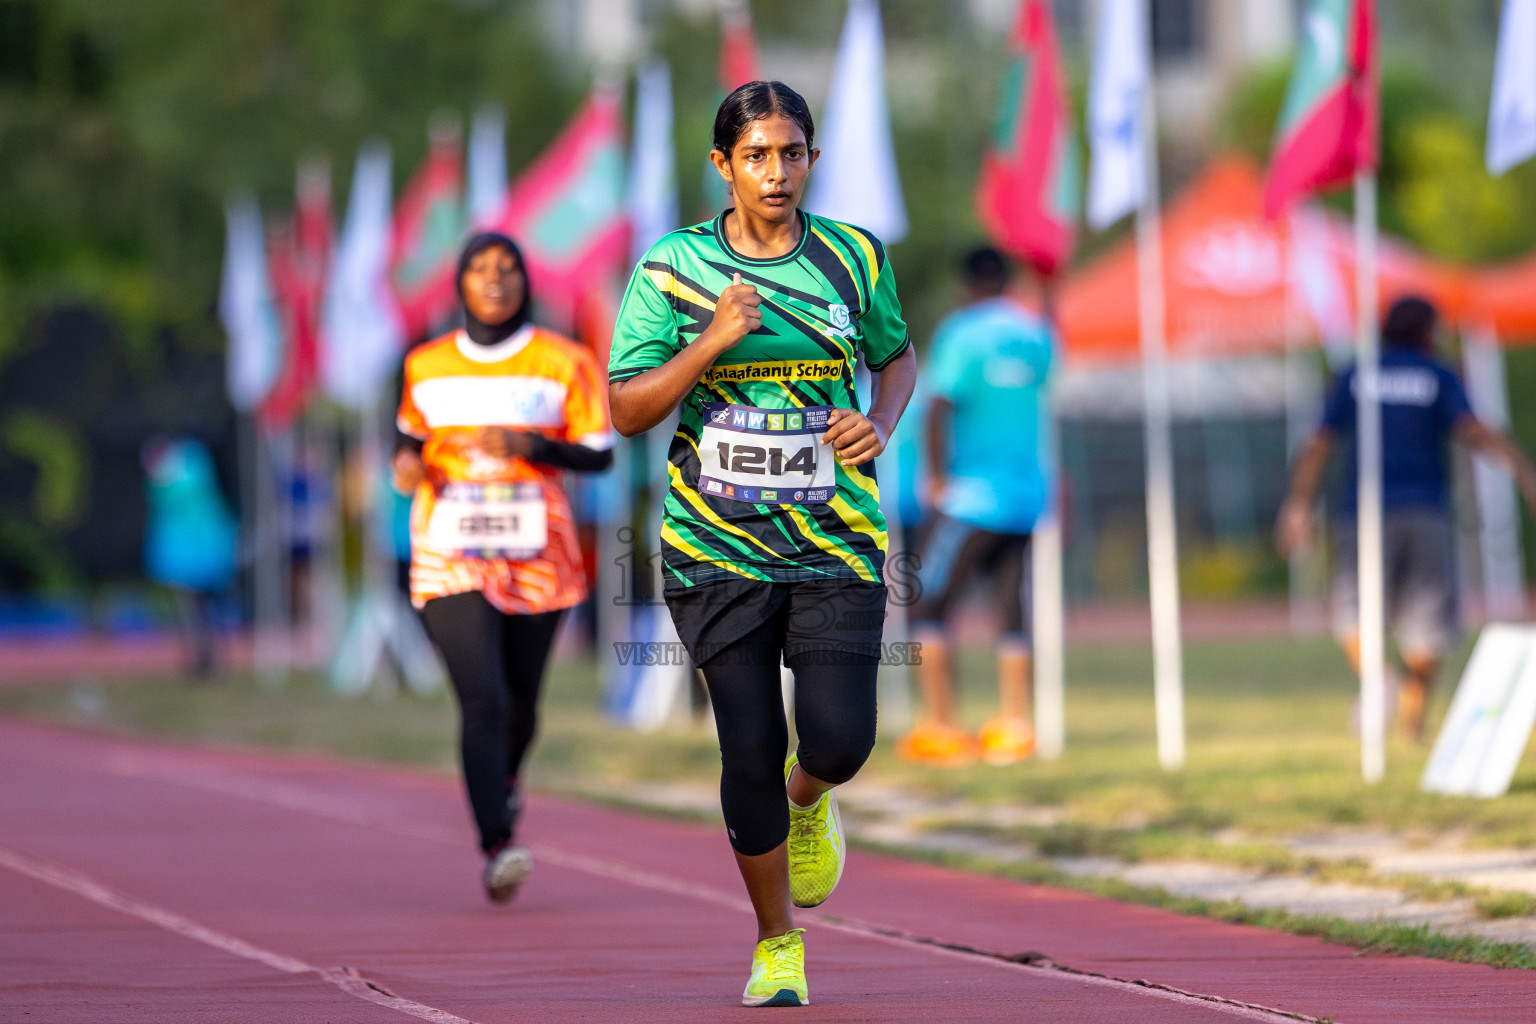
left=697, top=402, right=837, bottom=505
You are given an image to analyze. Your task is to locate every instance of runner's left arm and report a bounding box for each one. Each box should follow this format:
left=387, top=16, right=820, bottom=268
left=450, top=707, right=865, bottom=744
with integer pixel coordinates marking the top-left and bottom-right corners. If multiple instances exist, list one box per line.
left=547, top=338, right=615, bottom=473
left=479, top=342, right=616, bottom=473
left=823, top=244, right=915, bottom=467
left=1455, top=415, right=1536, bottom=513
left=478, top=430, right=613, bottom=472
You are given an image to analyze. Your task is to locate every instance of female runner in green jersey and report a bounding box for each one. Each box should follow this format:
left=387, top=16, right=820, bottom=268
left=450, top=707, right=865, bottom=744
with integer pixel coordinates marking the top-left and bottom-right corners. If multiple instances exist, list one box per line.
left=609, top=81, right=917, bottom=1007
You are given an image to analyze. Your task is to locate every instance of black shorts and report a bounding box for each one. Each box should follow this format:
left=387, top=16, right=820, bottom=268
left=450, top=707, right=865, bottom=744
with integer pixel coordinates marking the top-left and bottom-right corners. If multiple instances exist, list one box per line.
left=910, top=515, right=1031, bottom=640
left=664, top=575, right=888, bottom=666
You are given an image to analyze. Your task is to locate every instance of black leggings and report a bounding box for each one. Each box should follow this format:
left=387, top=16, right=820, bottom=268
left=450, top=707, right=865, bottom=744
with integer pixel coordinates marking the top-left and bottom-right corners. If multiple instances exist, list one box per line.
left=699, top=618, right=879, bottom=857
left=419, top=590, right=563, bottom=854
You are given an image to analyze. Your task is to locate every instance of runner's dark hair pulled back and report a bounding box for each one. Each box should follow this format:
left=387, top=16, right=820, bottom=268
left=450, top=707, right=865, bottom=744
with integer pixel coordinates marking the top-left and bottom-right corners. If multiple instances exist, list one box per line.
left=712, top=81, right=815, bottom=156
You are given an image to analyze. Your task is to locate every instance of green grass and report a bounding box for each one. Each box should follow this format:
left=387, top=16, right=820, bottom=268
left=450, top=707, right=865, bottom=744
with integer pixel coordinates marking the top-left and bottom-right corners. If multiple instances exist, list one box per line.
left=4, top=632, right=1536, bottom=969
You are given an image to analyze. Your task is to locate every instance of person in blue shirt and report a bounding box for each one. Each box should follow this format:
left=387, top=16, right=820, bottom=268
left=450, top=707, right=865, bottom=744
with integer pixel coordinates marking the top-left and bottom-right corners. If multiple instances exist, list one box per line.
left=1277, top=297, right=1536, bottom=741
left=898, top=247, right=1055, bottom=766
left=142, top=437, right=239, bottom=681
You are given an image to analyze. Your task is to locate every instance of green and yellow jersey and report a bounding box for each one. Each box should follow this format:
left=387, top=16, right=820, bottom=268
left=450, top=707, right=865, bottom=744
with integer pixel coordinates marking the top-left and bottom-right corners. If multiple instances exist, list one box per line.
left=610, top=209, right=911, bottom=589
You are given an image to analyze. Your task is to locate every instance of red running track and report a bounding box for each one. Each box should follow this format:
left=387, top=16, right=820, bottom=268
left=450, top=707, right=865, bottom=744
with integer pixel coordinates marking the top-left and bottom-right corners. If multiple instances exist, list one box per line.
left=1, top=717, right=1532, bottom=1023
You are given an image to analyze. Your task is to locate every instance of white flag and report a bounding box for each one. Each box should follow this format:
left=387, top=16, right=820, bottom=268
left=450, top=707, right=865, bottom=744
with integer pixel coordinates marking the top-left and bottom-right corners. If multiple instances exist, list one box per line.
left=1086, top=0, right=1149, bottom=230
left=806, top=0, right=907, bottom=243
left=466, top=104, right=507, bottom=228
left=1286, top=205, right=1353, bottom=366
left=219, top=193, right=284, bottom=413
left=628, top=60, right=679, bottom=264
left=1488, top=0, right=1536, bottom=175
left=320, top=142, right=406, bottom=412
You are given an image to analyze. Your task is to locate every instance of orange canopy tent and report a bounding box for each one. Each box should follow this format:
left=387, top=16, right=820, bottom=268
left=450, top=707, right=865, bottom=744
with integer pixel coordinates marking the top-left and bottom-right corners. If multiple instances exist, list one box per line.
left=1461, top=256, right=1536, bottom=342
left=1056, top=157, right=1465, bottom=364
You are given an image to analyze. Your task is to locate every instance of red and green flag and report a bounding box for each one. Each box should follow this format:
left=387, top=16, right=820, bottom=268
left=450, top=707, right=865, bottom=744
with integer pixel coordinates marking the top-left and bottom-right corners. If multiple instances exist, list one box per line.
left=975, top=0, right=1079, bottom=276
left=494, top=90, right=628, bottom=329
left=262, top=161, right=331, bottom=427
left=1263, top=0, right=1377, bottom=218
left=719, top=1, right=761, bottom=92
left=391, top=126, right=466, bottom=340
left=703, top=2, right=762, bottom=214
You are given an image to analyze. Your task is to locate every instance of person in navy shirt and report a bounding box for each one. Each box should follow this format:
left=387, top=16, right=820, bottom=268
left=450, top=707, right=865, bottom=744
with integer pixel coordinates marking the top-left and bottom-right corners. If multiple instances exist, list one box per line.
left=899, top=247, right=1055, bottom=766
left=1277, top=297, right=1536, bottom=741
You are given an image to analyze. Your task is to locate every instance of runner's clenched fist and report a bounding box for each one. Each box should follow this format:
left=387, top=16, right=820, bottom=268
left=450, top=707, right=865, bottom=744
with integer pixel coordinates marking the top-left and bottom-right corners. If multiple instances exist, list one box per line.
left=707, top=272, right=763, bottom=349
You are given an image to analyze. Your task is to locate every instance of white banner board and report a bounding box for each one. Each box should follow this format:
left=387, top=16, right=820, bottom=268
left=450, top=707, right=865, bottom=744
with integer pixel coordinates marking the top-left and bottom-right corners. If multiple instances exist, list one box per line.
left=1421, top=624, right=1536, bottom=797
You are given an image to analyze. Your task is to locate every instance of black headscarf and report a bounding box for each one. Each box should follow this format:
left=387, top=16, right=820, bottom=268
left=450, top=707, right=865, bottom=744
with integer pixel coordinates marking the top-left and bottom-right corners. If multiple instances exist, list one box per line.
left=456, top=231, right=531, bottom=346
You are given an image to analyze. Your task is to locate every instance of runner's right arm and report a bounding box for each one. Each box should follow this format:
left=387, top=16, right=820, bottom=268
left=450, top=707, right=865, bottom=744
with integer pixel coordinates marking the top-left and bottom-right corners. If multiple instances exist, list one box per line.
left=610, top=273, right=761, bottom=437
left=394, top=374, right=429, bottom=494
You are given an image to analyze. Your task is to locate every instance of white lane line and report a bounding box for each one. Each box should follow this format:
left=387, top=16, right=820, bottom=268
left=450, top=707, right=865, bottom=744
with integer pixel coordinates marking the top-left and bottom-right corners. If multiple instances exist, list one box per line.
left=103, top=759, right=1309, bottom=1021
left=0, top=844, right=476, bottom=1024
left=529, top=844, right=1311, bottom=1023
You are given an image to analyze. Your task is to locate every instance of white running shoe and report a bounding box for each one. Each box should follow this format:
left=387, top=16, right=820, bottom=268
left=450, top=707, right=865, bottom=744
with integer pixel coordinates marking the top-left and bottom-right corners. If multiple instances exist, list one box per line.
left=483, top=845, right=533, bottom=903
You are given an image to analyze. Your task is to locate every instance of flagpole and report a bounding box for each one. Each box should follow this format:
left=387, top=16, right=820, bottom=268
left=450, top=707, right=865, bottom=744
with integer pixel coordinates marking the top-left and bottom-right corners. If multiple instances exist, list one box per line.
left=252, top=421, right=290, bottom=688
left=1282, top=233, right=1320, bottom=636
left=1134, top=11, right=1185, bottom=772
left=1354, top=169, right=1386, bottom=783
left=1032, top=478, right=1066, bottom=761
left=1030, top=281, right=1066, bottom=760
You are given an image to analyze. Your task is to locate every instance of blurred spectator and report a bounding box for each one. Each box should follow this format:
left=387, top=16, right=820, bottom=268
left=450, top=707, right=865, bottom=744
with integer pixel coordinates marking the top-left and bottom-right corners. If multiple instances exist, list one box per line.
left=378, top=466, right=414, bottom=596
left=1277, top=297, right=1536, bottom=741
left=141, top=437, right=238, bottom=681
left=899, top=247, right=1055, bottom=766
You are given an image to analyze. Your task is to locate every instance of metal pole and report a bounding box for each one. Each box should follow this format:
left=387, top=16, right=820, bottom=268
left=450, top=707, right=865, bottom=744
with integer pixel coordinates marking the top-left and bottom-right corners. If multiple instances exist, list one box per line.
left=307, top=406, right=348, bottom=667
left=1354, top=170, right=1386, bottom=784
left=1135, top=11, right=1185, bottom=772
left=235, top=412, right=260, bottom=675
left=1283, top=279, right=1321, bottom=636
left=252, top=421, right=291, bottom=687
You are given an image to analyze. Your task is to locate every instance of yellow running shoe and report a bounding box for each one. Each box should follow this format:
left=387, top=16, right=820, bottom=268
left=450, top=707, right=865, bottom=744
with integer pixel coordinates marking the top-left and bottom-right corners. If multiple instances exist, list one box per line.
left=784, top=754, right=845, bottom=908
left=895, top=721, right=978, bottom=766
left=741, top=928, right=808, bottom=1007
left=977, top=716, right=1035, bottom=766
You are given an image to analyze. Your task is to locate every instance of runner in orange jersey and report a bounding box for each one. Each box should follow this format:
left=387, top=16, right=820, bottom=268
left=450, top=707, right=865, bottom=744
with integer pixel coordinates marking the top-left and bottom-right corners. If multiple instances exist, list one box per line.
left=393, top=232, right=613, bottom=902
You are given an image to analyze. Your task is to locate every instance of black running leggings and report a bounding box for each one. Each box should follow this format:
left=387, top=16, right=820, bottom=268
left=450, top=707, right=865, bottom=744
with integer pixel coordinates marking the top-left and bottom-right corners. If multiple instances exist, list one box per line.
left=699, top=619, right=879, bottom=857
left=419, top=590, right=563, bottom=854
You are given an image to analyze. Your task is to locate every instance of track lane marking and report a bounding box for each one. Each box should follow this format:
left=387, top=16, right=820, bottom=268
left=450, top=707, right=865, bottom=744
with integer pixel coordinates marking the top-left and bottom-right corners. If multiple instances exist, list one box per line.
left=101, top=754, right=1321, bottom=1021
left=531, top=844, right=1318, bottom=1023
left=0, top=844, right=477, bottom=1024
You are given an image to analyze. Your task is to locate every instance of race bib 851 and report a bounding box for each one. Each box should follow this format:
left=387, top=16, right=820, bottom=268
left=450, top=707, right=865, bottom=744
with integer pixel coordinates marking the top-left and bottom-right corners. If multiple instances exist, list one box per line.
left=697, top=402, right=837, bottom=505
left=426, top=482, right=548, bottom=558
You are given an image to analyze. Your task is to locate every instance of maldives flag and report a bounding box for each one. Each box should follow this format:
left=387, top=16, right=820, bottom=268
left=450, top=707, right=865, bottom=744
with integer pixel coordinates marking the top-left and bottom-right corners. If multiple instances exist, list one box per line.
left=975, top=0, right=1079, bottom=276
left=1263, top=0, right=1377, bottom=218
left=262, top=161, right=332, bottom=427
left=391, top=126, right=466, bottom=340
left=703, top=3, right=762, bottom=214
left=719, top=1, right=761, bottom=90
left=494, top=90, right=628, bottom=328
